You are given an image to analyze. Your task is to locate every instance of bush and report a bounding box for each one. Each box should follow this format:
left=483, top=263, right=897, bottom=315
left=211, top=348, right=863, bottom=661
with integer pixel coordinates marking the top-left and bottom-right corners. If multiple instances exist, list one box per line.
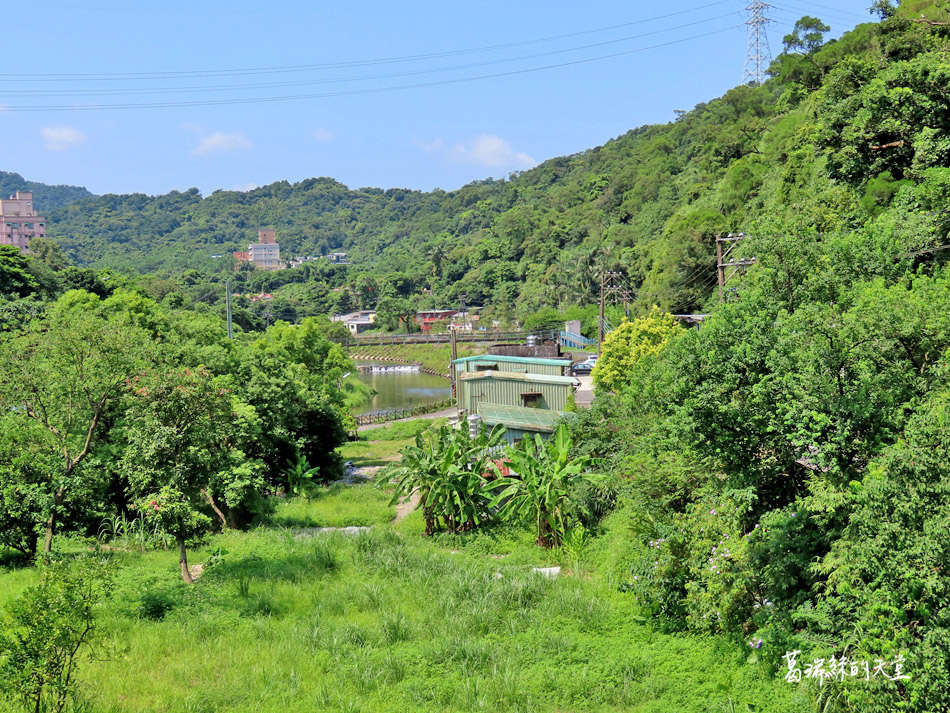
left=0, top=557, right=113, bottom=713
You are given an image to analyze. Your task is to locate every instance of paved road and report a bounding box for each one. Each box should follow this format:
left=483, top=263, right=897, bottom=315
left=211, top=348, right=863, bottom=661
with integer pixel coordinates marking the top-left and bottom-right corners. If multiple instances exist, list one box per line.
left=574, top=376, right=594, bottom=408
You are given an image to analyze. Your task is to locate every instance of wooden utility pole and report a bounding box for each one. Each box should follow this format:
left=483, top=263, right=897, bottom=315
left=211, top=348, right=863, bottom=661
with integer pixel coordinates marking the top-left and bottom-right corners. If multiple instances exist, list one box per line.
left=716, top=233, right=757, bottom=302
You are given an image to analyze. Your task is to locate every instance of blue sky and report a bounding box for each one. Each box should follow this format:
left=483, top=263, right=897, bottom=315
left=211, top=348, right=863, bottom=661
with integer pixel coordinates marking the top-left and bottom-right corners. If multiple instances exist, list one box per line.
left=1, top=0, right=874, bottom=197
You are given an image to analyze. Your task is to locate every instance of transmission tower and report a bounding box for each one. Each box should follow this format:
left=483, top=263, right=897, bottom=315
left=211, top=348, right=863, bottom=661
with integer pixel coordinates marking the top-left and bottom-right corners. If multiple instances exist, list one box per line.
left=742, top=1, right=773, bottom=85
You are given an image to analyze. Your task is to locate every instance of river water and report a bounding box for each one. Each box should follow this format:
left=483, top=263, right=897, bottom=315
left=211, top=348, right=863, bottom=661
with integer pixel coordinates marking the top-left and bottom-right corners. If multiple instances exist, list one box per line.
left=354, top=363, right=452, bottom=415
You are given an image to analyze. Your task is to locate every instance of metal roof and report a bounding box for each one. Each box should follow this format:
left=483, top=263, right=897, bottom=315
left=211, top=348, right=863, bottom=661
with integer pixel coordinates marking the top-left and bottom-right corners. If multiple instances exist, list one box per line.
left=452, top=355, right=571, bottom=367
left=458, top=370, right=578, bottom=386
left=477, top=402, right=564, bottom=432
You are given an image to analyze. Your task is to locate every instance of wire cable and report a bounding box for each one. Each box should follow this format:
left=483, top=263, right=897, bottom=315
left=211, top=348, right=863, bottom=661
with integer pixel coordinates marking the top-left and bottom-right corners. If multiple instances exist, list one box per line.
left=0, top=0, right=736, bottom=82
left=0, top=24, right=742, bottom=111
left=0, top=12, right=743, bottom=99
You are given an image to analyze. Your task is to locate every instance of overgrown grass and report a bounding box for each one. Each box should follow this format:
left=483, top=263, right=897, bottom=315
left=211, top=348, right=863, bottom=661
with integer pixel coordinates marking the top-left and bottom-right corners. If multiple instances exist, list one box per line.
left=338, top=438, right=412, bottom=467
left=271, top=486, right=395, bottom=528
left=0, top=422, right=814, bottom=713
left=0, top=524, right=813, bottom=713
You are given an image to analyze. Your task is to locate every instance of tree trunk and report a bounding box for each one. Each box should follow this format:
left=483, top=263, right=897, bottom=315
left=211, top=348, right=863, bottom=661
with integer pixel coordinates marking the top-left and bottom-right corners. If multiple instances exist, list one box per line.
left=179, top=536, right=194, bottom=584
left=43, top=487, right=66, bottom=553
left=423, top=506, right=435, bottom=537
left=202, top=488, right=228, bottom=529
left=537, top=517, right=554, bottom=548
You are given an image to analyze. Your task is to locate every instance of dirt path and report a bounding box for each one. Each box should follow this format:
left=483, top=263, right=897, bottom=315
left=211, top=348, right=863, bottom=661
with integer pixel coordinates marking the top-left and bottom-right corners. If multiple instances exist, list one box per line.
left=393, top=492, right=420, bottom=524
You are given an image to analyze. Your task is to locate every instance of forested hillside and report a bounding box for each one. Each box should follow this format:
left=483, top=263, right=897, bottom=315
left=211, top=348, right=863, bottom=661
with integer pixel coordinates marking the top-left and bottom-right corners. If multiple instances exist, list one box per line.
left=0, top=171, right=94, bottom=212
left=34, top=2, right=949, bottom=323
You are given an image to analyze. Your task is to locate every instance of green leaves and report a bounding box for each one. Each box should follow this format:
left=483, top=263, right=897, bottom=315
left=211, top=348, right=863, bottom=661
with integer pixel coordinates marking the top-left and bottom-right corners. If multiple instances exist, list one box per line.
left=385, top=423, right=505, bottom=536
left=487, top=424, right=604, bottom=547
left=0, top=558, right=113, bottom=713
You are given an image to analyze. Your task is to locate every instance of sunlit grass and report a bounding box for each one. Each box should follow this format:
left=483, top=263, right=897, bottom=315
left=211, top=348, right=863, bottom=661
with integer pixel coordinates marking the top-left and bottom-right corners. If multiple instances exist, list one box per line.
left=271, top=487, right=395, bottom=528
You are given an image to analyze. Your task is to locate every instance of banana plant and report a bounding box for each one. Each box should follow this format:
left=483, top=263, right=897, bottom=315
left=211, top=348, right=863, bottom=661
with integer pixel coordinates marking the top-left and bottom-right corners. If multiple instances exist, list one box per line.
left=386, top=423, right=504, bottom=535
left=487, top=423, right=605, bottom=547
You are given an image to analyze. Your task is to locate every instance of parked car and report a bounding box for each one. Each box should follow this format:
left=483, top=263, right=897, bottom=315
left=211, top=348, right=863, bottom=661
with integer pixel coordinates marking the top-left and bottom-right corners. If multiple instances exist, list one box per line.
left=571, top=355, right=597, bottom=376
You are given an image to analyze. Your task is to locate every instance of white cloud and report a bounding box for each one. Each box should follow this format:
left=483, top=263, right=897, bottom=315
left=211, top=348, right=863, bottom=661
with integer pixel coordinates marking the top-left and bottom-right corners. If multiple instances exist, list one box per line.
left=312, top=127, right=335, bottom=142
left=449, top=134, right=536, bottom=168
left=414, top=138, right=444, bottom=154
left=234, top=182, right=259, bottom=192
left=42, top=126, right=86, bottom=151
left=192, top=131, right=252, bottom=156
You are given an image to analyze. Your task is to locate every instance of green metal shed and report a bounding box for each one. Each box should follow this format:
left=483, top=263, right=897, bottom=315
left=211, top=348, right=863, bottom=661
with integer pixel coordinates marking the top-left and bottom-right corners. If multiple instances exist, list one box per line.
left=477, top=402, right=564, bottom=445
left=452, top=354, right=571, bottom=377
left=457, top=371, right=578, bottom=413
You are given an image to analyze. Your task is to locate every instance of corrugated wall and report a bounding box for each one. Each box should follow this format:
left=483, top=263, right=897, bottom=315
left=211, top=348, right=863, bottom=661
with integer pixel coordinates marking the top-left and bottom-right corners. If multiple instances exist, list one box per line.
left=459, top=377, right=573, bottom=412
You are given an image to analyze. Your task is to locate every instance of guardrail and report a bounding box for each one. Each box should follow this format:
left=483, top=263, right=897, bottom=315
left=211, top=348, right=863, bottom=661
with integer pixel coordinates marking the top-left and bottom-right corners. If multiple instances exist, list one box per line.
left=335, top=330, right=559, bottom=347
left=354, top=398, right=456, bottom=426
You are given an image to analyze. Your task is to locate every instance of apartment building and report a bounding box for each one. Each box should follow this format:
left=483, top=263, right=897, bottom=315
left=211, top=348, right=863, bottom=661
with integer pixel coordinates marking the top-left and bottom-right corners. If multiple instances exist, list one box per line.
left=0, top=191, right=46, bottom=253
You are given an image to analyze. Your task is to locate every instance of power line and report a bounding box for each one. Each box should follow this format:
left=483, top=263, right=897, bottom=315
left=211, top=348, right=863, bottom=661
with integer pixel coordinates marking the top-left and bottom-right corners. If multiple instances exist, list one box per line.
left=0, top=1, right=735, bottom=83
left=0, top=25, right=742, bottom=112
left=0, top=13, right=742, bottom=99
left=779, top=0, right=871, bottom=23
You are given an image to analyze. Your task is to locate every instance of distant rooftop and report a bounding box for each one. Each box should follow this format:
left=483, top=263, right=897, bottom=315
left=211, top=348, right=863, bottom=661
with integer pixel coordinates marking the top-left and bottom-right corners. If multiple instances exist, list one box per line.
left=452, top=355, right=571, bottom=367
left=458, top=371, right=578, bottom=386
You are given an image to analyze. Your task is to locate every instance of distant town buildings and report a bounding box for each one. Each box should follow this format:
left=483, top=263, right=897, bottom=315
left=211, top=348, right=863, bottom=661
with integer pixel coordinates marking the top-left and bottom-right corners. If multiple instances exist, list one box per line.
left=415, top=308, right=481, bottom=332
left=233, top=229, right=283, bottom=271
left=331, top=309, right=377, bottom=335
left=0, top=191, right=46, bottom=254
left=327, top=252, right=349, bottom=264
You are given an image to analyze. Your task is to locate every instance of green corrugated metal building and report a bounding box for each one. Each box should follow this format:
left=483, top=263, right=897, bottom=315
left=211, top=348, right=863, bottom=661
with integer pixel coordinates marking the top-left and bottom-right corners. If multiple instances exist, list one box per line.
left=457, top=371, right=578, bottom=414
left=477, top=403, right=565, bottom=445
left=452, top=354, right=571, bottom=377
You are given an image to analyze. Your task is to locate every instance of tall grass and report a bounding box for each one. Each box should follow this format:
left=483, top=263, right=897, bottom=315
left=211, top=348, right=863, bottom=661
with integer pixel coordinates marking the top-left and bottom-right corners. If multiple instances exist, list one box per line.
left=0, top=503, right=814, bottom=713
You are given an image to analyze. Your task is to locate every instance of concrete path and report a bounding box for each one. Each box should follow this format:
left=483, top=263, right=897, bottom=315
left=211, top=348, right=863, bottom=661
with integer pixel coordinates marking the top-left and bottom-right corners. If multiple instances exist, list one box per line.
left=574, top=375, right=594, bottom=408
left=357, top=407, right=457, bottom=432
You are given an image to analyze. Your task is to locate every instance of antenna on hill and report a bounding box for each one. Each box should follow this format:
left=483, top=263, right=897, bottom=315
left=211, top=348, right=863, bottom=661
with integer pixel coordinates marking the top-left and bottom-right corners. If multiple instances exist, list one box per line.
left=742, top=1, right=774, bottom=85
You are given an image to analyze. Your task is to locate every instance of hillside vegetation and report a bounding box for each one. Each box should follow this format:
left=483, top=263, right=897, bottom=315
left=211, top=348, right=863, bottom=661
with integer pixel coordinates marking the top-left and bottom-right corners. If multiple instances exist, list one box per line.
left=34, top=4, right=948, bottom=322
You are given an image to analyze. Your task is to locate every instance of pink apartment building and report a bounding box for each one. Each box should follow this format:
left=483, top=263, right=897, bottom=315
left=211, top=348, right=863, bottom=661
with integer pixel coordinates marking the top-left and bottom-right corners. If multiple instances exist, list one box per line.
left=0, top=191, right=46, bottom=253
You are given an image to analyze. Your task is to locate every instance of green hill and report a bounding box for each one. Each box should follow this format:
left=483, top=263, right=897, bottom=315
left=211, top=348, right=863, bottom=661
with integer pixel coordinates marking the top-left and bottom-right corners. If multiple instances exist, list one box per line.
left=37, top=4, right=950, bottom=322
left=0, top=171, right=94, bottom=212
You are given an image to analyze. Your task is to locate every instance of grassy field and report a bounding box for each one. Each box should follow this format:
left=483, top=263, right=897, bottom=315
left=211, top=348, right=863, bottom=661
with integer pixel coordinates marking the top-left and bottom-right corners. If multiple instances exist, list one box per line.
left=0, top=424, right=815, bottom=713
left=339, top=419, right=448, bottom=467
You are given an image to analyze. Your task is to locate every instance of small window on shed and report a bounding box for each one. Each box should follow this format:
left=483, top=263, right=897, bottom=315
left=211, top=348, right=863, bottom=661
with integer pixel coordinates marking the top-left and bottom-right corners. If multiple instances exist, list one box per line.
left=521, top=391, right=543, bottom=408
left=475, top=363, right=497, bottom=372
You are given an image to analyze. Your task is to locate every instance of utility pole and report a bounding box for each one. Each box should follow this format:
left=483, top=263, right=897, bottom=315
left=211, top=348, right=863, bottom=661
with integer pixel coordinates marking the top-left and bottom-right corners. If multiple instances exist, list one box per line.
left=450, top=327, right=459, bottom=412
left=716, top=233, right=757, bottom=302
left=598, top=272, right=606, bottom=355
left=225, top=280, right=233, bottom=339
left=597, top=271, right=635, bottom=354
left=742, top=1, right=773, bottom=86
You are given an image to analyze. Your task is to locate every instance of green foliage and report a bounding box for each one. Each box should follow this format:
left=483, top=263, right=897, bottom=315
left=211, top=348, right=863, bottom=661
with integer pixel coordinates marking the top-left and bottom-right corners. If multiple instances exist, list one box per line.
left=488, top=424, right=605, bottom=547
left=0, top=558, right=112, bottom=713
left=386, top=423, right=505, bottom=535
left=592, top=307, right=682, bottom=393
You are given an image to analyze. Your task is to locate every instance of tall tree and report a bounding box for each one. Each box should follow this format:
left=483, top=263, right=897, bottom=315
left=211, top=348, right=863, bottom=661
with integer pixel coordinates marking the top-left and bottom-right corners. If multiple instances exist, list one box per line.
left=0, top=293, right=150, bottom=553
left=121, top=366, right=258, bottom=582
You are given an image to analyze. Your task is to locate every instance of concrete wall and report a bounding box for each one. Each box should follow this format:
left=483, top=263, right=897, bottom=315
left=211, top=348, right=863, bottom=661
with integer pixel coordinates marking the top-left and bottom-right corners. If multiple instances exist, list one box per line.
left=487, top=344, right=561, bottom=358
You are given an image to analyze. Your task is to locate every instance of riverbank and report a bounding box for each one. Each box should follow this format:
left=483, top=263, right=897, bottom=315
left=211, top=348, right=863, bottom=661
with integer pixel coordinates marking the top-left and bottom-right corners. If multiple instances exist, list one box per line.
left=347, top=343, right=486, bottom=375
